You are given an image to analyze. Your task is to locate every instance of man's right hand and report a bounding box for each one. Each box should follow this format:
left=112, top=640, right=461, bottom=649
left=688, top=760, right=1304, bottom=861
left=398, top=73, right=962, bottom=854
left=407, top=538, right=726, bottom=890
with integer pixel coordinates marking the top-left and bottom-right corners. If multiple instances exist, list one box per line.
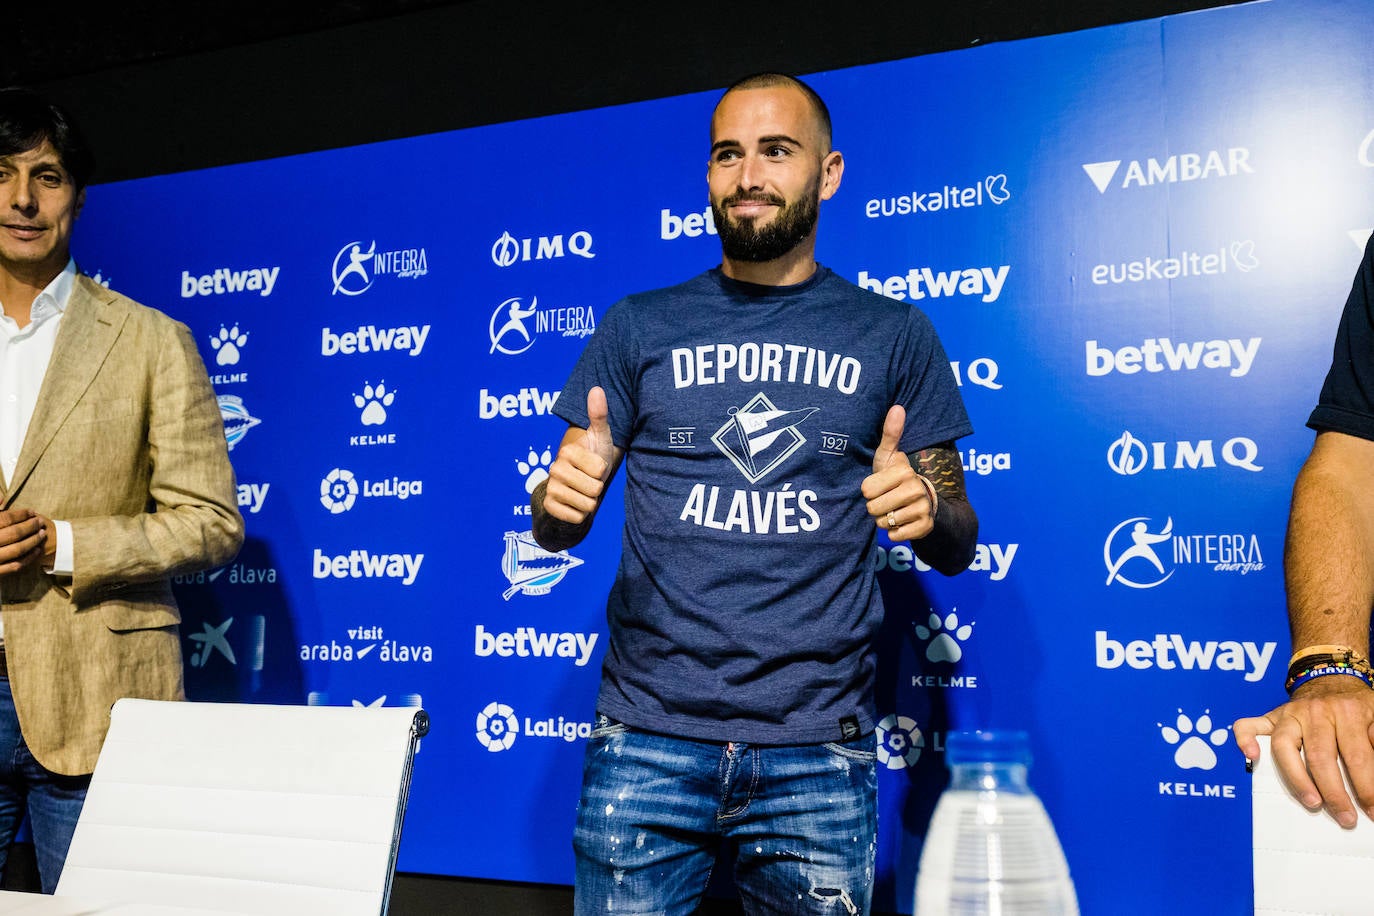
left=1234, top=676, right=1374, bottom=828
left=541, top=387, right=617, bottom=526
left=0, top=509, right=46, bottom=575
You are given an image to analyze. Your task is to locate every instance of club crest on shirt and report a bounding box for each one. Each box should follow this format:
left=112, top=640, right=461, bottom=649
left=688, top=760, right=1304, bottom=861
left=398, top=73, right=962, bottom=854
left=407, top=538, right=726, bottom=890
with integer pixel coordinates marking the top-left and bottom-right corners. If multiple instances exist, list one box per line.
left=711, top=393, right=818, bottom=484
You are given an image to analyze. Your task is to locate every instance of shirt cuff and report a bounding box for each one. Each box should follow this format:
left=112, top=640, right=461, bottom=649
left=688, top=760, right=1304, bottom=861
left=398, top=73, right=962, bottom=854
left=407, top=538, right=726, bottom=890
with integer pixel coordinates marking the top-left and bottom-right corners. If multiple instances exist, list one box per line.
left=46, top=519, right=74, bottom=576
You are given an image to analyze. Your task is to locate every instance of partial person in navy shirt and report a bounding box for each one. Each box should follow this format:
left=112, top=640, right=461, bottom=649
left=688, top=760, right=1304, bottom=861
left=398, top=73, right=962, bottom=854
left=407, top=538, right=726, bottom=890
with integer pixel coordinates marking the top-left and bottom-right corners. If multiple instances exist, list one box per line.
left=531, top=72, right=978, bottom=915
left=1236, top=235, right=1374, bottom=829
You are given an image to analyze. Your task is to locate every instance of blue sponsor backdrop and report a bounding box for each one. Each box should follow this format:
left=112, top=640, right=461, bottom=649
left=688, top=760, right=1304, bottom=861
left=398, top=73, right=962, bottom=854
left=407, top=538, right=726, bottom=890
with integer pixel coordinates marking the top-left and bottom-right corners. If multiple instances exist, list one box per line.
left=67, top=0, right=1374, bottom=911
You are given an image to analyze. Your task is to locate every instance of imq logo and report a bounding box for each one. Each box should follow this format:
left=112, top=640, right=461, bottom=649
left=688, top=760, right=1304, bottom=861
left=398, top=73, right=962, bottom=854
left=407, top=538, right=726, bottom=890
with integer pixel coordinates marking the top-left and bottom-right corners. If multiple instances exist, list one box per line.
left=491, top=230, right=595, bottom=266
left=1082, top=148, right=1253, bottom=193
left=1107, top=432, right=1262, bottom=474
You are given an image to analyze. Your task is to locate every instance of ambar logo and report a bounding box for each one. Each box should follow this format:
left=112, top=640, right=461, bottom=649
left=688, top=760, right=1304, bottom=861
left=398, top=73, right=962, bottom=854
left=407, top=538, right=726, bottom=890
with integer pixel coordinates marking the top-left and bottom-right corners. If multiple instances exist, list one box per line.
left=1082, top=148, right=1253, bottom=193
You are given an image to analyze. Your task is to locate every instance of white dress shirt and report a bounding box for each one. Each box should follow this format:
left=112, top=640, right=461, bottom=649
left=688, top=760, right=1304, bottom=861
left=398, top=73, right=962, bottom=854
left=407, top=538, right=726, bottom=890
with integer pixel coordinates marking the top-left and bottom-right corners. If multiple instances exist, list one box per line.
left=0, top=259, right=77, bottom=583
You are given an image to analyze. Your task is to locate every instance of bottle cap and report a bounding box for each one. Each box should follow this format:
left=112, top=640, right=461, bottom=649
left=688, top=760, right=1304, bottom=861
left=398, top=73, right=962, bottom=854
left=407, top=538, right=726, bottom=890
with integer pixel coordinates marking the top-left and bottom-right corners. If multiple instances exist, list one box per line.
left=945, top=729, right=1032, bottom=767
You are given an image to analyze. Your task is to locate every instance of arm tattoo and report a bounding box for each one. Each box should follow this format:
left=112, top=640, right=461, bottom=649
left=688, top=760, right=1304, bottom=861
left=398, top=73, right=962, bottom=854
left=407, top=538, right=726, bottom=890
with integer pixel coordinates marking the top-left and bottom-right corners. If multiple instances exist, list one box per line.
left=914, top=443, right=968, bottom=502
left=530, top=478, right=593, bottom=553
left=906, top=441, right=978, bottom=575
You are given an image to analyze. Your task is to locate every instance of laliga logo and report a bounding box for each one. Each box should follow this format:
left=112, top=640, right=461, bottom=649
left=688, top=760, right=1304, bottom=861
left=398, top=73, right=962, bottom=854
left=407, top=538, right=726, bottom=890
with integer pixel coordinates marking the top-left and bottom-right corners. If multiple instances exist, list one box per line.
left=320, top=468, right=359, bottom=514
left=476, top=701, right=519, bottom=752
left=332, top=241, right=376, bottom=296
left=1360, top=129, right=1374, bottom=168
left=875, top=714, right=924, bottom=770
left=1104, top=516, right=1175, bottom=588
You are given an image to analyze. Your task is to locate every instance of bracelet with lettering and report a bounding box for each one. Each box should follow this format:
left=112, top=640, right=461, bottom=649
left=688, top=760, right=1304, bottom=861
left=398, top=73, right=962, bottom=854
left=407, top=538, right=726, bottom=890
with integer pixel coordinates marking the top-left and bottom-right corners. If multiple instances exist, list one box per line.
left=1286, top=663, right=1374, bottom=696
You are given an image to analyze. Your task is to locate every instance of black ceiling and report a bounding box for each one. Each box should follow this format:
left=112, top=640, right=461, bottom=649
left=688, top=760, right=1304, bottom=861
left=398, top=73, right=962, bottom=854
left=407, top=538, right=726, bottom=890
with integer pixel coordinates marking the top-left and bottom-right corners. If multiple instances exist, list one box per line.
left=9, top=1, right=1246, bottom=89
left=4, top=0, right=471, bottom=87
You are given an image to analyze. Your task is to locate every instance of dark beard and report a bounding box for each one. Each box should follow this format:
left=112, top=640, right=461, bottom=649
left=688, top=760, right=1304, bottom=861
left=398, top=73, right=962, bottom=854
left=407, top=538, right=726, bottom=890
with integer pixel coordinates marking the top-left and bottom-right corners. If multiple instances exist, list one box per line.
left=711, top=185, right=819, bottom=263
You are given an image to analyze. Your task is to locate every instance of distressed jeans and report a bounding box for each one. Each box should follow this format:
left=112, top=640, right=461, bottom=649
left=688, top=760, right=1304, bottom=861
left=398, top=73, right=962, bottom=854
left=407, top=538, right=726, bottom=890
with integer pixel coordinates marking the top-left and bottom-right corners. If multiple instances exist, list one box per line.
left=573, top=715, right=877, bottom=915
left=0, top=678, right=90, bottom=893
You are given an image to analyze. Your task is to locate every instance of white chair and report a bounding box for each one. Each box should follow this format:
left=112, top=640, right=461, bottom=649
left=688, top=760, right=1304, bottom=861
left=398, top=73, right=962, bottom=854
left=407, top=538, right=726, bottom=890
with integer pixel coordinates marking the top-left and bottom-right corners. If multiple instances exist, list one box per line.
left=1252, top=733, right=1374, bottom=915
left=53, top=698, right=428, bottom=915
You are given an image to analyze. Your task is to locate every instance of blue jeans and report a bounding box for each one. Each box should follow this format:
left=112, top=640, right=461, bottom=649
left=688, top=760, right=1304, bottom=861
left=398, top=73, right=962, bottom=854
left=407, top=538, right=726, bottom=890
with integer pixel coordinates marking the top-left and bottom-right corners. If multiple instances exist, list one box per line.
left=0, top=678, right=89, bottom=893
left=573, top=715, right=877, bottom=915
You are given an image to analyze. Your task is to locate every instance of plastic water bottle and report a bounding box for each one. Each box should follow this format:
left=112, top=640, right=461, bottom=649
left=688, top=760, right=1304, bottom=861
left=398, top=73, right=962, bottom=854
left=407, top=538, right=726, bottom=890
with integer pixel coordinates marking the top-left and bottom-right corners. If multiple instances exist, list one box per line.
left=913, top=730, right=1079, bottom=915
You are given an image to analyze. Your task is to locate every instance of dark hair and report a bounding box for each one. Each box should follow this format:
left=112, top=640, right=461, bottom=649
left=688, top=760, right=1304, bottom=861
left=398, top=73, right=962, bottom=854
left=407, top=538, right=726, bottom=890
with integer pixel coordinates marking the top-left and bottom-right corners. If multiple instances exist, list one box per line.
left=719, top=72, right=833, bottom=151
left=0, top=87, right=95, bottom=190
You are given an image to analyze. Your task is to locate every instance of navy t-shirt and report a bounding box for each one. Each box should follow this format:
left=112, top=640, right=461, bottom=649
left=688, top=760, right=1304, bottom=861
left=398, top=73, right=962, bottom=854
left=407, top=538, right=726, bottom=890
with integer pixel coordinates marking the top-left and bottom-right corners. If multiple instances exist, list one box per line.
left=555, top=265, right=973, bottom=744
left=1311, top=235, right=1374, bottom=439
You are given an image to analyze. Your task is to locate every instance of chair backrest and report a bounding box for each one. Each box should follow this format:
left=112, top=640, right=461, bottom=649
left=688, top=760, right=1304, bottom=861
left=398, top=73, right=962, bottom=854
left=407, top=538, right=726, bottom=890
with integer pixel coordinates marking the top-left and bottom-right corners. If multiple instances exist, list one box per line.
left=55, top=698, right=428, bottom=915
left=1252, top=733, right=1374, bottom=915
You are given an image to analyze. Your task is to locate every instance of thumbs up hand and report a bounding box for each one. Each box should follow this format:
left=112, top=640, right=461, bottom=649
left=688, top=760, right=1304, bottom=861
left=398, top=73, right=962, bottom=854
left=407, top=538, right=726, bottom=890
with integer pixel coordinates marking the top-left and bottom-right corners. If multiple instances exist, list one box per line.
left=861, top=405, right=937, bottom=541
left=542, top=387, right=619, bottom=526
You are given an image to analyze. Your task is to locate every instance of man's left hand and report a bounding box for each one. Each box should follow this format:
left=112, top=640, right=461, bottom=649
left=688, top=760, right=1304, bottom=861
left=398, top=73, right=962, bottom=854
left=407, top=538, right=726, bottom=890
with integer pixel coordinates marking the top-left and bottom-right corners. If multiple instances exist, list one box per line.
left=861, top=405, right=935, bottom=541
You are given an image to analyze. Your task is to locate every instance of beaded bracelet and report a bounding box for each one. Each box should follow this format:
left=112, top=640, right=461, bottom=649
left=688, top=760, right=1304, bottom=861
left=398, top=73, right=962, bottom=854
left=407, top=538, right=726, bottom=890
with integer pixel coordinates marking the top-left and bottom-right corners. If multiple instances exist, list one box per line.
left=1285, top=646, right=1374, bottom=687
left=1287, top=663, right=1374, bottom=695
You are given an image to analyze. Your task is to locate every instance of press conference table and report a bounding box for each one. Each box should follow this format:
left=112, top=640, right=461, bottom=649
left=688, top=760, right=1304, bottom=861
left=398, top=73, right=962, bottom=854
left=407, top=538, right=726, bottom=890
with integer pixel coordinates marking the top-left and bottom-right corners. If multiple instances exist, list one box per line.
left=0, top=892, right=250, bottom=915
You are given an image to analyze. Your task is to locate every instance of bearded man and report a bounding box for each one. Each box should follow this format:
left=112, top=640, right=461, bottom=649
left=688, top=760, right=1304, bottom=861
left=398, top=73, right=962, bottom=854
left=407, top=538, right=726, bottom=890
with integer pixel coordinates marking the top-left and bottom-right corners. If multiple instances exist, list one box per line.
left=532, top=72, right=978, bottom=916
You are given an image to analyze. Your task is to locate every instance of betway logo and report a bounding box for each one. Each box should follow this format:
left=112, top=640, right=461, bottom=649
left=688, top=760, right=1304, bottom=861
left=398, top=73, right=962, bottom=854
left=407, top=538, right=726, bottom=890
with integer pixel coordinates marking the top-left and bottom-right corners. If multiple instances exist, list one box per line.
left=1082, top=148, right=1253, bottom=193
left=474, top=625, right=598, bottom=667
left=874, top=542, right=1017, bottom=581
left=1095, top=630, right=1276, bottom=682
left=181, top=266, right=280, bottom=297
left=857, top=265, right=1010, bottom=303
left=479, top=387, right=559, bottom=419
left=236, top=482, right=270, bottom=514
left=321, top=324, right=430, bottom=357
left=661, top=207, right=717, bottom=240
left=312, top=549, right=423, bottom=585
left=1086, top=338, right=1260, bottom=378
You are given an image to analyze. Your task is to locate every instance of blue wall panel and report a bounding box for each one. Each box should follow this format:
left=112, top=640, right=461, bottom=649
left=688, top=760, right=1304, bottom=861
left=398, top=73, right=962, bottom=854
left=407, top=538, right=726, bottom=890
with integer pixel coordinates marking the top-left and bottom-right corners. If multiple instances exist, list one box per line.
left=69, top=1, right=1374, bottom=910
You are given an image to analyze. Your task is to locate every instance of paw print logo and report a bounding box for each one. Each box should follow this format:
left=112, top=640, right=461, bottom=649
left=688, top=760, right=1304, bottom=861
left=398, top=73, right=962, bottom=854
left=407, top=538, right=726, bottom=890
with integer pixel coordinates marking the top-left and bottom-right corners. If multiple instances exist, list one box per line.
left=1159, top=709, right=1229, bottom=771
left=875, top=713, right=924, bottom=770
left=517, top=447, right=553, bottom=494
left=209, top=324, right=249, bottom=366
left=914, top=610, right=973, bottom=663
left=354, top=381, right=396, bottom=426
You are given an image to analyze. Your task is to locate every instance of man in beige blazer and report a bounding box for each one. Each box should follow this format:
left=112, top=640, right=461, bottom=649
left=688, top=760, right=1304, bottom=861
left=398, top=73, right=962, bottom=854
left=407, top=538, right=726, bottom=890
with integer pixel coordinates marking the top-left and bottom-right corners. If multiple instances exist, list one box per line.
left=0, top=87, right=243, bottom=892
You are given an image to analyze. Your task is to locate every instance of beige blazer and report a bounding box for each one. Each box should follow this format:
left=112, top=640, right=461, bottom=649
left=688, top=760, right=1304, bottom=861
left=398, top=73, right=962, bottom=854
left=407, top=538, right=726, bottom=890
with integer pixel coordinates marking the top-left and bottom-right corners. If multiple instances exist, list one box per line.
left=0, top=274, right=244, bottom=775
